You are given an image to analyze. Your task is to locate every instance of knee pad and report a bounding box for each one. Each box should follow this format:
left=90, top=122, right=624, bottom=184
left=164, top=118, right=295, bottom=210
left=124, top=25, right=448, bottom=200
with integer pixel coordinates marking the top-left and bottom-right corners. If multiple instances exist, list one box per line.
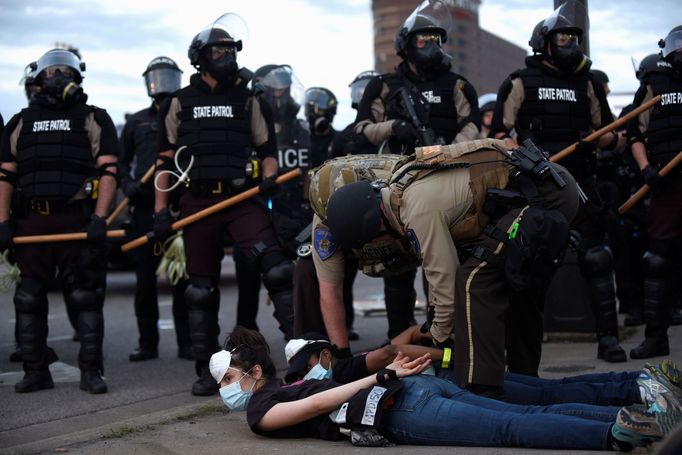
left=65, top=287, right=104, bottom=312
left=14, top=278, right=47, bottom=313
left=580, top=245, right=613, bottom=276
left=185, top=276, right=218, bottom=309
left=262, top=259, right=294, bottom=294
left=642, top=251, right=672, bottom=279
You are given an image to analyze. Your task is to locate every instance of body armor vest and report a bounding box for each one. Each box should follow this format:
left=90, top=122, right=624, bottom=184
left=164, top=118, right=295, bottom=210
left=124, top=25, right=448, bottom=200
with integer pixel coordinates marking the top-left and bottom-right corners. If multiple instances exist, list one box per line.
left=515, top=66, right=591, bottom=176
left=16, top=103, right=94, bottom=200
left=390, top=138, right=511, bottom=245
left=382, top=71, right=460, bottom=145
left=175, top=81, right=252, bottom=188
left=309, top=154, right=419, bottom=277
left=127, top=107, right=159, bottom=180
left=645, top=72, right=682, bottom=168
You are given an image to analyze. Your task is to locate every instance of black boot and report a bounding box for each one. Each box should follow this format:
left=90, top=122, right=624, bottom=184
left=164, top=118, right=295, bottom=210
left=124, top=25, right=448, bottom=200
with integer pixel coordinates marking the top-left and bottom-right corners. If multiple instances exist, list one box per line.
left=630, top=336, right=670, bottom=359
left=192, top=362, right=219, bottom=396
left=270, top=289, right=294, bottom=341
left=80, top=370, right=108, bottom=394
left=15, top=369, right=54, bottom=393
left=670, top=307, right=682, bottom=326
left=129, top=346, right=159, bottom=362
left=9, top=348, right=22, bottom=362
left=597, top=335, right=627, bottom=362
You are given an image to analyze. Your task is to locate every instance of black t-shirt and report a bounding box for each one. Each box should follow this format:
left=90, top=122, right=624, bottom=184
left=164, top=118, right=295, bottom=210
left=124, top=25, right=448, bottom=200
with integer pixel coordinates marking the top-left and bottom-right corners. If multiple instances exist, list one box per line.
left=332, top=353, right=370, bottom=384
left=247, top=378, right=345, bottom=440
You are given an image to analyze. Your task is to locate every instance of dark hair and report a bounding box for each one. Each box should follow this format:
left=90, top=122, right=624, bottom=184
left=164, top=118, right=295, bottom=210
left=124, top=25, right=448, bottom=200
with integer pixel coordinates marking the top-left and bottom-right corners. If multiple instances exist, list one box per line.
left=224, top=326, right=277, bottom=378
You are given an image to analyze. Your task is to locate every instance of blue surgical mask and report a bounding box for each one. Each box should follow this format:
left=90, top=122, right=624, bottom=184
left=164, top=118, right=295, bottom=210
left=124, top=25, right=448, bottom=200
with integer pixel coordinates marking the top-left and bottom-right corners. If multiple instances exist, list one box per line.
left=219, top=370, right=254, bottom=411
left=303, top=358, right=333, bottom=381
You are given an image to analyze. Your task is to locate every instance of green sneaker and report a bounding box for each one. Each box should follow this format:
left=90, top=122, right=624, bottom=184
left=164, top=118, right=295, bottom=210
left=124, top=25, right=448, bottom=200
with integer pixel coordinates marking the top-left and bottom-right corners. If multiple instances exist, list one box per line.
left=659, top=359, right=681, bottom=387
left=644, top=363, right=682, bottom=404
left=648, top=390, right=682, bottom=436
left=612, top=405, right=662, bottom=448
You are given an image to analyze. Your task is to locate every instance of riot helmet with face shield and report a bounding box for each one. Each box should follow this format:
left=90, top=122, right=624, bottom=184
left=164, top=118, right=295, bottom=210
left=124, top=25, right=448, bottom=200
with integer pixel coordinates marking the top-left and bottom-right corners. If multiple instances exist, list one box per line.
left=659, top=25, right=682, bottom=72
left=20, top=63, right=39, bottom=102
left=188, top=13, right=249, bottom=84
left=394, top=0, right=453, bottom=77
left=349, top=70, right=379, bottom=109
left=255, top=64, right=305, bottom=138
left=304, top=87, right=337, bottom=134
left=33, top=48, right=87, bottom=107
left=143, top=56, right=183, bottom=102
left=633, top=53, right=672, bottom=81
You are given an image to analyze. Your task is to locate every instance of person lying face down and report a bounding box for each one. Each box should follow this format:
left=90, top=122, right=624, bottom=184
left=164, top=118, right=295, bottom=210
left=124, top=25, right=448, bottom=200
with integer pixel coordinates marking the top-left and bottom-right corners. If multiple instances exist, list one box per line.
left=209, top=326, right=682, bottom=452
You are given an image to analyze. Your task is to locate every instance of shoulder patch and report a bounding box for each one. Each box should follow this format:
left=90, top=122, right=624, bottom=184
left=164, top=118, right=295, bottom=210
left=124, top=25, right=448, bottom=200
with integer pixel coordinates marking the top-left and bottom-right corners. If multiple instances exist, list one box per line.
left=314, top=226, right=337, bottom=261
left=406, top=229, right=421, bottom=257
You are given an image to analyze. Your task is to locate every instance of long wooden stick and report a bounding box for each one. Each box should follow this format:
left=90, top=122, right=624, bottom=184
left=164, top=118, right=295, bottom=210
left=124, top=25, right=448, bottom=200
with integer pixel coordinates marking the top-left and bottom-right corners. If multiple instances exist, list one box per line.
left=121, top=168, right=302, bottom=253
left=618, top=151, right=682, bottom=215
left=106, top=164, right=156, bottom=225
left=550, top=95, right=662, bottom=163
left=13, top=229, right=126, bottom=245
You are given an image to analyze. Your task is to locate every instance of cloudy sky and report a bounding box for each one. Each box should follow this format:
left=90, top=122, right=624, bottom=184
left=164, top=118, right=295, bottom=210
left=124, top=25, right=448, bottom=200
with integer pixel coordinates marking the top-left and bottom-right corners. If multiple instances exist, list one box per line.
left=0, top=0, right=679, bottom=130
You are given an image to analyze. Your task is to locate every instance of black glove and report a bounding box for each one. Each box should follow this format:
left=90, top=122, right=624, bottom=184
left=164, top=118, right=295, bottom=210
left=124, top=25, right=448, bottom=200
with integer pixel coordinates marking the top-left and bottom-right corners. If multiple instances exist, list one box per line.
left=642, top=165, right=664, bottom=190
left=0, top=220, right=14, bottom=252
left=392, top=120, right=419, bottom=146
left=153, top=208, right=174, bottom=241
left=258, top=175, right=280, bottom=199
left=574, top=140, right=598, bottom=155
left=85, top=214, right=107, bottom=244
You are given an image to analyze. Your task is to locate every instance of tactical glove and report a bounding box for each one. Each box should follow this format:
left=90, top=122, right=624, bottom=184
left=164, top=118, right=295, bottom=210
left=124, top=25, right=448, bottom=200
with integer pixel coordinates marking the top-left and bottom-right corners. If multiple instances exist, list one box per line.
left=153, top=208, right=174, bottom=242
left=123, top=181, right=146, bottom=204
left=85, top=214, right=107, bottom=244
left=258, top=175, right=280, bottom=199
left=574, top=139, right=598, bottom=155
left=392, top=120, right=419, bottom=146
left=642, top=165, right=664, bottom=190
left=0, top=220, right=14, bottom=252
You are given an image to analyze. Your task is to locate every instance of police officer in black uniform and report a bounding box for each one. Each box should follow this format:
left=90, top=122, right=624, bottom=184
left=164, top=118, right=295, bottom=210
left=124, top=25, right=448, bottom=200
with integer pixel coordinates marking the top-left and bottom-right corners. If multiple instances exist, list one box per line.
left=331, top=71, right=381, bottom=158
left=0, top=48, right=118, bottom=394
left=304, top=87, right=338, bottom=168
left=153, top=14, right=295, bottom=396
left=119, top=56, right=192, bottom=361
left=491, top=1, right=627, bottom=363
left=627, top=25, right=682, bottom=359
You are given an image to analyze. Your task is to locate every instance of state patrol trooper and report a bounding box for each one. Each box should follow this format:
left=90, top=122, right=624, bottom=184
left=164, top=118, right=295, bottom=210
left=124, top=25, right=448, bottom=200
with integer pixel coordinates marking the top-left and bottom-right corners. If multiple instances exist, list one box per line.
left=490, top=0, right=627, bottom=363
left=119, top=56, right=192, bottom=362
left=354, top=0, right=480, bottom=154
left=320, top=139, right=579, bottom=398
left=0, top=48, right=119, bottom=394
left=153, top=14, right=295, bottom=396
left=627, top=25, right=682, bottom=359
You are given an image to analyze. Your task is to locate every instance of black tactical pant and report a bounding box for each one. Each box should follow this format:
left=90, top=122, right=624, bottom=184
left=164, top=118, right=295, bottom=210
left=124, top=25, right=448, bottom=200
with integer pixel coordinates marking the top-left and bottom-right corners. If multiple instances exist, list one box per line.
left=128, top=200, right=190, bottom=350
left=13, top=205, right=105, bottom=373
left=233, top=245, right=261, bottom=331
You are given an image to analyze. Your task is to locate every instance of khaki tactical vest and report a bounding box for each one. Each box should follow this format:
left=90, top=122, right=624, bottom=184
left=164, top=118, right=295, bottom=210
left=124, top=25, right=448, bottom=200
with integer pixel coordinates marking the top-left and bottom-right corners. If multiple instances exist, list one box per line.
left=390, top=138, right=512, bottom=244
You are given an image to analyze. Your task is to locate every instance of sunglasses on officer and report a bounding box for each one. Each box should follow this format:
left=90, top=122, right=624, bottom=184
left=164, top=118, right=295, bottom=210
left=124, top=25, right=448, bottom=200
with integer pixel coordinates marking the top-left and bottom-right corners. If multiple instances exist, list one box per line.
left=551, top=32, right=578, bottom=47
left=412, top=32, right=442, bottom=49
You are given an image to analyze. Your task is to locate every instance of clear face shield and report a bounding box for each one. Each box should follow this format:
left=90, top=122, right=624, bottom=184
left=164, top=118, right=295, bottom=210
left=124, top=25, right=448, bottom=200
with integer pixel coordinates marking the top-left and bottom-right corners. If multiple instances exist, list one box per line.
left=660, top=30, right=682, bottom=59
left=402, top=0, right=453, bottom=39
left=349, top=71, right=379, bottom=108
left=542, top=0, right=589, bottom=37
left=260, top=65, right=305, bottom=124
left=195, top=13, right=250, bottom=52
left=145, top=68, right=182, bottom=97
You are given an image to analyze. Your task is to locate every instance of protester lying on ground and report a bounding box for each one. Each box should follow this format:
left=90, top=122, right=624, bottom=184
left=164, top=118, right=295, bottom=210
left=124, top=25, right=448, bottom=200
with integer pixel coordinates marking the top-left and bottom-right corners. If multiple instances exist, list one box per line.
left=208, top=326, right=682, bottom=452
left=282, top=329, right=681, bottom=407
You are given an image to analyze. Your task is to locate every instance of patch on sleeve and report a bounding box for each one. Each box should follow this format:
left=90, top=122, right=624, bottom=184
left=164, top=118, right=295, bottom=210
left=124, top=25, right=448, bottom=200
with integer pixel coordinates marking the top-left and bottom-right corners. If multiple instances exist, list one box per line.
left=406, top=229, right=420, bottom=257
left=314, top=226, right=337, bottom=261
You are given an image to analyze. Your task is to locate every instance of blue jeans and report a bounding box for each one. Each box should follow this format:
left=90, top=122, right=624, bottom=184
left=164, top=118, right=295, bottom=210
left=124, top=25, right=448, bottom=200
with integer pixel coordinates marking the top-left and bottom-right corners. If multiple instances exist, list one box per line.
left=380, top=375, right=616, bottom=449
left=504, top=371, right=642, bottom=406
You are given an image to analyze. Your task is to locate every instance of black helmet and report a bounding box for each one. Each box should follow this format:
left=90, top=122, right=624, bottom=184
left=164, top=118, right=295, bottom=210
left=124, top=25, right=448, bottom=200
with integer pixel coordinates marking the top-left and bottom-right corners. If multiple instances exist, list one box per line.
left=143, top=56, right=183, bottom=99
left=634, top=53, right=671, bottom=80
left=349, top=70, right=379, bottom=109
left=659, top=25, right=682, bottom=72
left=528, top=0, right=585, bottom=54
left=304, top=87, right=337, bottom=133
left=33, top=48, right=87, bottom=106
left=255, top=64, right=304, bottom=120
left=34, top=48, right=85, bottom=84
left=590, top=69, right=609, bottom=86
left=394, top=0, right=450, bottom=56
left=326, top=181, right=384, bottom=249
left=188, top=13, right=248, bottom=84
left=20, top=62, right=39, bottom=102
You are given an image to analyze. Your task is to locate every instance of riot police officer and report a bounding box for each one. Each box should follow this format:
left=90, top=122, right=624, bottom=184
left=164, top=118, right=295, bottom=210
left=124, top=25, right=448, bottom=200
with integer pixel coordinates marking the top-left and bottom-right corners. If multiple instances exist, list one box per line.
left=304, top=86, right=338, bottom=168
left=119, top=56, right=192, bottom=361
left=490, top=1, right=627, bottom=363
left=478, top=93, right=496, bottom=139
left=354, top=1, right=480, bottom=154
left=0, top=48, right=119, bottom=394
left=627, top=25, right=682, bottom=359
left=153, top=14, right=295, bottom=395
left=331, top=70, right=381, bottom=157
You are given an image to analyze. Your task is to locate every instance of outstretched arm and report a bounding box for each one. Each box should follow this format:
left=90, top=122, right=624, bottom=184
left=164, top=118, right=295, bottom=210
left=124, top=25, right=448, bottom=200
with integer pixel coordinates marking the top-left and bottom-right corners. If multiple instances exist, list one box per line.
left=256, top=353, right=431, bottom=432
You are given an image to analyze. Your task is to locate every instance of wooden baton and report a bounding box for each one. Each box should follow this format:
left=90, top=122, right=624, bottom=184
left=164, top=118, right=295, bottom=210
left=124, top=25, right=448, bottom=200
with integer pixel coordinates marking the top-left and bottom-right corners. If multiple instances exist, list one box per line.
left=13, top=229, right=126, bottom=245
left=106, top=164, right=156, bottom=225
left=618, top=151, right=682, bottom=215
left=549, top=95, right=662, bottom=163
left=120, top=168, right=303, bottom=253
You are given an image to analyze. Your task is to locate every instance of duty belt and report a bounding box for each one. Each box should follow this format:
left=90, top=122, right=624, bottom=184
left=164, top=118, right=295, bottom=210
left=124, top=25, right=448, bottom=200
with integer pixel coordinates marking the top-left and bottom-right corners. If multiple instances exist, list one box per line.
left=28, top=199, right=80, bottom=216
left=189, top=180, right=241, bottom=197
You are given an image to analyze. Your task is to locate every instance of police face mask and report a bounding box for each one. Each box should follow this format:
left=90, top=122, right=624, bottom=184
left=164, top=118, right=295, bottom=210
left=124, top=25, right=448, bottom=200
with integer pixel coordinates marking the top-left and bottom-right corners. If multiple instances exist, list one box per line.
left=549, top=33, right=584, bottom=73
left=219, top=368, right=255, bottom=411
left=41, top=68, right=86, bottom=106
left=205, top=45, right=239, bottom=84
left=405, top=33, right=451, bottom=77
left=303, top=358, right=333, bottom=381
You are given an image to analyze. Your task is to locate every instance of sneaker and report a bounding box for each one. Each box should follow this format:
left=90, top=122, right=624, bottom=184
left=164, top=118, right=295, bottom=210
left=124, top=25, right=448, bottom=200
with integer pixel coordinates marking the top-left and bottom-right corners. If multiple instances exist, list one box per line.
left=612, top=405, right=662, bottom=447
left=638, top=370, right=672, bottom=408
left=648, top=390, right=682, bottom=436
left=644, top=363, right=682, bottom=404
left=659, top=359, right=681, bottom=387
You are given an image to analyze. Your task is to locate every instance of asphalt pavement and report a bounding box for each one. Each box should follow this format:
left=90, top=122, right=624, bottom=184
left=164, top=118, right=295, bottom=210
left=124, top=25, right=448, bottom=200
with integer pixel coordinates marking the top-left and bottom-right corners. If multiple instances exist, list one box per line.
left=1, top=256, right=680, bottom=455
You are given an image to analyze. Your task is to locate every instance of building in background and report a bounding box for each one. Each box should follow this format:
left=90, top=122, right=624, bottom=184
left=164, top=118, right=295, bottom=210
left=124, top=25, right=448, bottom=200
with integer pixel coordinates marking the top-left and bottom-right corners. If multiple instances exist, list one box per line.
left=372, top=0, right=527, bottom=95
